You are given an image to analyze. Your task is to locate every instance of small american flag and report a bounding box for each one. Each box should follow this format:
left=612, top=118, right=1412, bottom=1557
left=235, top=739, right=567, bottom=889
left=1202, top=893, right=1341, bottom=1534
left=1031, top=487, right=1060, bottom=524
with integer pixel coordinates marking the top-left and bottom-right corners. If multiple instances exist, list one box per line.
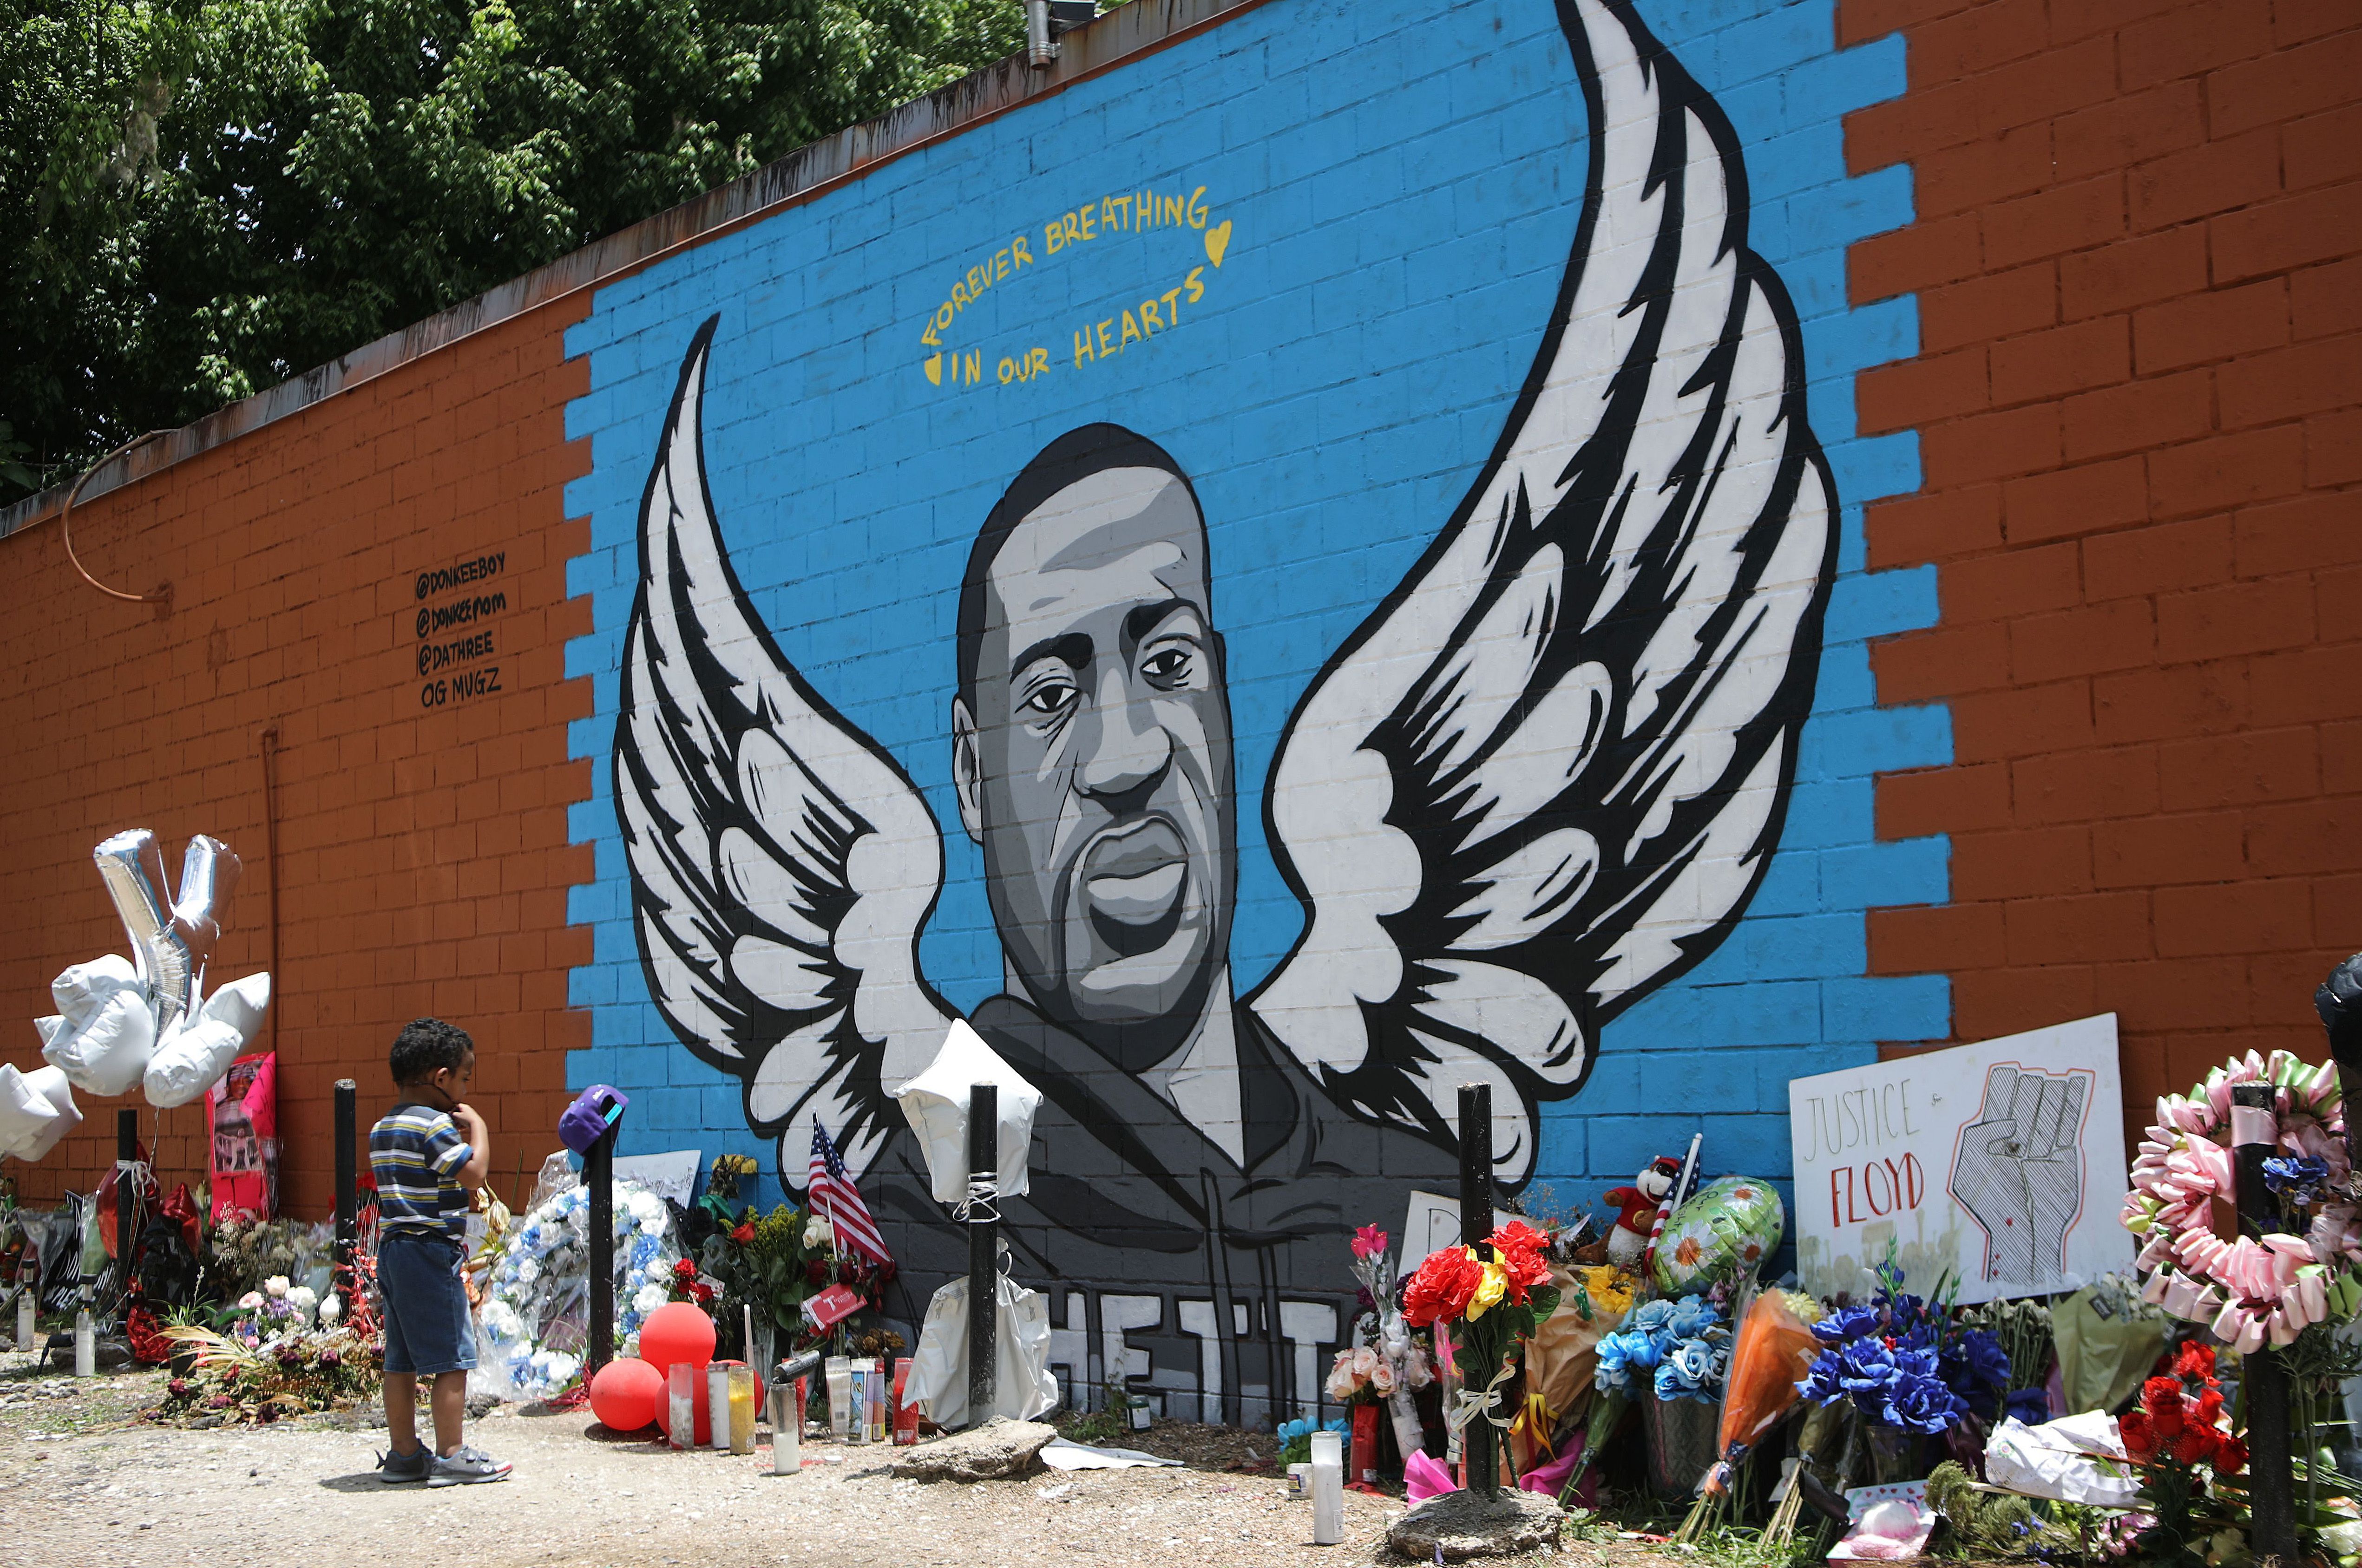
left=807, top=1121, right=892, bottom=1267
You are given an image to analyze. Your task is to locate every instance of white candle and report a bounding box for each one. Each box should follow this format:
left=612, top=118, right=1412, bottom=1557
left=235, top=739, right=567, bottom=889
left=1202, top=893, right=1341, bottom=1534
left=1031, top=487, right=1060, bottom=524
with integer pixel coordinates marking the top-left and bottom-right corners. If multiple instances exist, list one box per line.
left=1309, top=1429, right=1344, bottom=1546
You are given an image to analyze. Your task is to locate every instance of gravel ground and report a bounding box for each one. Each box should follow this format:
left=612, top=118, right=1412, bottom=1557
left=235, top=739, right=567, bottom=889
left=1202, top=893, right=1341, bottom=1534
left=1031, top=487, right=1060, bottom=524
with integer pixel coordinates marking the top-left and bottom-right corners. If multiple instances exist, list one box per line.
left=0, top=1348, right=1618, bottom=1568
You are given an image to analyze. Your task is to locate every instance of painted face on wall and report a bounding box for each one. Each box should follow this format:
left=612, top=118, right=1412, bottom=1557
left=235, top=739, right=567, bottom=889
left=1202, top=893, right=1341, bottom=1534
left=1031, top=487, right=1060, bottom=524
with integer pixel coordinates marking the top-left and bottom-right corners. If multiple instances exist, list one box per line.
left=953, top=461, right=1236, bottom=1071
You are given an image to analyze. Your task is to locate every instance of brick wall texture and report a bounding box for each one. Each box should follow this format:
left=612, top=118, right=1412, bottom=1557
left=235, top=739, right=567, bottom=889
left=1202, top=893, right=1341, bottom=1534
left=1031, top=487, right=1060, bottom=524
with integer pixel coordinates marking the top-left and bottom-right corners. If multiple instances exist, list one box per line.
left=1852, top=0, right=2362, bottom=1108
left=0, top=301, right=593, bottom=1215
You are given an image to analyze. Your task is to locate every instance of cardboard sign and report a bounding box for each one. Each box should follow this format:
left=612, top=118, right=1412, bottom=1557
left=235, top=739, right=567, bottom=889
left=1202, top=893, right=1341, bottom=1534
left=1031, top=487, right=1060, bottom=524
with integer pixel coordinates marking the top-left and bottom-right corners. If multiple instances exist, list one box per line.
left=1398, top=1191, right=1524, bottom=1268
left=1789, top=1014, right=2132, bottom=1305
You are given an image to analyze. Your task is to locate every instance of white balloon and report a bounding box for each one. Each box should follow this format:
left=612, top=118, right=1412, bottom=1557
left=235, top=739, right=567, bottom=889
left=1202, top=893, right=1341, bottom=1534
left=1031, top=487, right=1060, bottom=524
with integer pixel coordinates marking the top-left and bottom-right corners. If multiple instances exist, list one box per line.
left=39, top=955, right=157, bottom=1097
left=142, top=971, right=271, bottom=1110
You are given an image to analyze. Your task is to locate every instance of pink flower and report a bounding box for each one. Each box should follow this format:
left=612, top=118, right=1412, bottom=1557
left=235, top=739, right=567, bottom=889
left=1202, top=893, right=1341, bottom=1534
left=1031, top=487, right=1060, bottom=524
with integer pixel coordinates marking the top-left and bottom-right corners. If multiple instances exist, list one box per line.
left=1351, top=1224, right=1388, bottom=1261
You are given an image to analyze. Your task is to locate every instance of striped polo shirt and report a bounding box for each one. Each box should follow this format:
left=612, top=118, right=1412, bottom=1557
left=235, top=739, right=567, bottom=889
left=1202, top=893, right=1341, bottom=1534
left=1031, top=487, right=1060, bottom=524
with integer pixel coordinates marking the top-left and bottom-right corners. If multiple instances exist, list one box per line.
left=369, top=1102, right=472, bottom=1241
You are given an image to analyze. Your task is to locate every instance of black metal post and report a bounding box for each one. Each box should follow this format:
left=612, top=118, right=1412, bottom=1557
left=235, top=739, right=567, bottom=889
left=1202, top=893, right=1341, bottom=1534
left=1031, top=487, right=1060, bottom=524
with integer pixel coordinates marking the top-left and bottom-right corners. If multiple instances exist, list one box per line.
left=115, top=1109, right=137, bottom=1301
left=2232, top=1081, right=2299, bottom=1565
left=2316, top=955, right=2362, bottom=1179
left=587, top=1122, right=616, bottom=1375
left=1457, top=1081, right=1498, bottom=1498
left=333, top=1080, right=357, bottom=1294
left=967, top=1082, right=997, bottom=1427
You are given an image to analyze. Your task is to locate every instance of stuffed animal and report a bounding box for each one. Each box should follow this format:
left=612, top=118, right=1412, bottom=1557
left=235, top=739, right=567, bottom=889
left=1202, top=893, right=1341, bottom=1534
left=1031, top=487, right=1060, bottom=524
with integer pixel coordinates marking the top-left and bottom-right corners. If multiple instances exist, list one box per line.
left=1602, top=1156, right=1683, bottom=1267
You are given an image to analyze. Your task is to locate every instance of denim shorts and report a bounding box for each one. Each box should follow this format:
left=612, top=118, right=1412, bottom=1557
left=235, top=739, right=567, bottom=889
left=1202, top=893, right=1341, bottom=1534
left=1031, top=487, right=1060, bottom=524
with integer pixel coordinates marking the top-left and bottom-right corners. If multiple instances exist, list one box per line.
left=378, top=1230, right=477, bottom=1376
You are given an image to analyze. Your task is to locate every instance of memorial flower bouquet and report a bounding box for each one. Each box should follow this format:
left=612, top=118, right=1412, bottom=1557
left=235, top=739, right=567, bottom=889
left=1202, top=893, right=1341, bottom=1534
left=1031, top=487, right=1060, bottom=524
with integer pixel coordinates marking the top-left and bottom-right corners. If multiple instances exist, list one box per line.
left=1331, top=1223, right=1435, bottom=1470
left=1595, top=1293, right=1731, bottom=1404
left=2112, top=1341, right=2249, bottom=1563
left=1401, top=1220, right=1560, bottom=1484
left=1796, top=1256, right=2008, bottom=1480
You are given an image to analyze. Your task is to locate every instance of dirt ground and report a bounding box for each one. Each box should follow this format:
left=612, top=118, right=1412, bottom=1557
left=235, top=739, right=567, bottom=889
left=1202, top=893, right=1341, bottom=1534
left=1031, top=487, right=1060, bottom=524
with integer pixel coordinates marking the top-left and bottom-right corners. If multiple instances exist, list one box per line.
left=0, top=1347, right=1621, bottom=1568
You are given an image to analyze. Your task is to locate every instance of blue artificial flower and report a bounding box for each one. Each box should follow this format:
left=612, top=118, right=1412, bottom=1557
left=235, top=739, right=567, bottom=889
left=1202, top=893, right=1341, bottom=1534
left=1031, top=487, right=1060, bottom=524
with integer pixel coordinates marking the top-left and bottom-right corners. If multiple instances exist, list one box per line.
left=1597, top=1329, right=1663, bottom=1394
left=1836, top=1337, right=1901, bottom=1398
left=1667, top=1295, right=1720, bottom=1341
left=1812, top=1303, right=1879, bottom=1345
left=1630, top=1299, right=1677, bottom=1335
left=1886, top=1371, right=1967, bottom=1435
left=2264, top=1155, right=2331, bottom=1206
left=2005, top=1385, right=2051, bottom=1425
left=1799, top=1347, right=1846, bottom=1405
left=1655, top=1338, right=1719, bottom=1403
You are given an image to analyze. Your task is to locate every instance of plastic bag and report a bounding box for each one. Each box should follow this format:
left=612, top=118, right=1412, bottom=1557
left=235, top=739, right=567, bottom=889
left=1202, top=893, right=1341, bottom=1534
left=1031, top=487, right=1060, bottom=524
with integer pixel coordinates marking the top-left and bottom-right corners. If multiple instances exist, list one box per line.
left=892, top=1019, right=1043, bottom=1204
left=909, top=1270, right=1059, bottom=1426
left=1983, top=1414, right=2141, bottom=1506
left=1716, top=1289, right=1821, bottom=1458
left=2052, top=1286, right=2166, bottom=1416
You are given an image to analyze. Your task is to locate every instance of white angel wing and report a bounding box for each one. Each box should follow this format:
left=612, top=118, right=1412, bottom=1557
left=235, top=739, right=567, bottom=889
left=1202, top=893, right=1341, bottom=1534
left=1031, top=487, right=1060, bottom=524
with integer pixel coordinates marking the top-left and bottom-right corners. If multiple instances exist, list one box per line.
left=616, top=316, right=955, bottom=1189
left=1248, top=0, right=1838, bottom=1186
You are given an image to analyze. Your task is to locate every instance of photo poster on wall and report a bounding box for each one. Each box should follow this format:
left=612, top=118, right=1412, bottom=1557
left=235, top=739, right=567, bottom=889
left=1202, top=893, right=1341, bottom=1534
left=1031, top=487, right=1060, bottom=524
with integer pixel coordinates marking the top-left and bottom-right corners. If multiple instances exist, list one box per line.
left=1788, top=1014, right=2132, bottom=1306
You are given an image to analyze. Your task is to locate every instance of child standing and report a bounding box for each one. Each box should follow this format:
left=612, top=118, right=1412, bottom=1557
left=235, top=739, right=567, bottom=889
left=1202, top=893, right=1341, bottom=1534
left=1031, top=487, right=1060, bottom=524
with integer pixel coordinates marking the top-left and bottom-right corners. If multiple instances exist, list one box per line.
left=370, top=1017, right=512, bottom=1486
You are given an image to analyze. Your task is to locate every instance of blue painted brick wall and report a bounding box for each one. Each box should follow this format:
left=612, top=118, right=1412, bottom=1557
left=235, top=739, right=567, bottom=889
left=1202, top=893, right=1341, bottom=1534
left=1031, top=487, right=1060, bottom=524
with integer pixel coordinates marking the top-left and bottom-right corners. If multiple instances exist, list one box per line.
left=559, top=0, right=1949, bottom=1226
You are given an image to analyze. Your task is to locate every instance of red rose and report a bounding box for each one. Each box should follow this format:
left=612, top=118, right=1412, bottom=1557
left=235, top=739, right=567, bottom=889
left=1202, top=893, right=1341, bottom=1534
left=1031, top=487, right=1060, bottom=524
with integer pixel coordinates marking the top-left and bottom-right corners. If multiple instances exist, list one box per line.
left=805, top=1258, right=830, bottom=1285
left=730, top=1222, right=755, bottom=1245
left=2170, top=1425, right=2218, bottom=1466
left=2171, top=1341, right=2216, bottom=1382
left=2212, top=1437, right=2247, bottom=1475
left=2192, top=1388, right=2224, bottom=1427
left=2140, top=1376, right=2182, bottom=1415
left=2148, top=1393, right=2186, bottom=1440
left=2118, top=1408, right=2155, bottom=1462
left=1403, top=1248, right=1483, bottom=1327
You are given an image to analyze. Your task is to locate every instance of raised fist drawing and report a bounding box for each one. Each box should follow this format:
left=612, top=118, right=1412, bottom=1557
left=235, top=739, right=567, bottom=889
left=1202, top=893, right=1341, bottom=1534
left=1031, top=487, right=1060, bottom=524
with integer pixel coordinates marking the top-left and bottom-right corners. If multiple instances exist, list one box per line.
left=1949, top=1065, right=2089, bottom=1285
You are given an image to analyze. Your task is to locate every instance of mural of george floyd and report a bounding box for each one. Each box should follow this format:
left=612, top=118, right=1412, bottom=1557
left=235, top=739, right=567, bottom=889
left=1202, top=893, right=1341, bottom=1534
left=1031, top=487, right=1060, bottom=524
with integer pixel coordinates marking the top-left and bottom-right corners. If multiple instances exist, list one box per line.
left=3, top=0, right=2358, bottom=1427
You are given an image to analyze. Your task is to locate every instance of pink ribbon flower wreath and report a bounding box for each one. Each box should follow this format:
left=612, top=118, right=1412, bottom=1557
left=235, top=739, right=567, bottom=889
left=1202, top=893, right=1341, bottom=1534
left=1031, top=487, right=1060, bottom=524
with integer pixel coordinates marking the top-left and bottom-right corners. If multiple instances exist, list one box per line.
left=2124, top=1049, right=2362, bottom=1352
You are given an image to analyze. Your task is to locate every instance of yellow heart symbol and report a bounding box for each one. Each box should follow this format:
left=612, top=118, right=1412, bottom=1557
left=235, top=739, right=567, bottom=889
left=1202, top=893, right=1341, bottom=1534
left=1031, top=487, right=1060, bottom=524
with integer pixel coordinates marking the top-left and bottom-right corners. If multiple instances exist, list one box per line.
left=1205, top=219, right=1231, bottom=268
left=924, top=353, right=943, bottom=386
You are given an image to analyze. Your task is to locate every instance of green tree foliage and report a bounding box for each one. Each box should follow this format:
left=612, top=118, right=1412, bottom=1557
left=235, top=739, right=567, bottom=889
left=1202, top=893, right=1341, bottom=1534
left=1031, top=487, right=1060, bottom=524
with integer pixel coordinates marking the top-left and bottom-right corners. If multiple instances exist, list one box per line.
left=1, top=0, right=1027, bottom=498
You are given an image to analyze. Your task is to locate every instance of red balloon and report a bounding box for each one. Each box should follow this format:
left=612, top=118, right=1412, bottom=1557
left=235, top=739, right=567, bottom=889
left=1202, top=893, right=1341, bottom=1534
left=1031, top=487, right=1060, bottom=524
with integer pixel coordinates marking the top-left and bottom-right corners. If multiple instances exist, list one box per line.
left=587, top=1357, right=661, bottom=1433
left=639, top=1302, right=717, bottom=1446
left=639, top=1301, right=716, bottom=1373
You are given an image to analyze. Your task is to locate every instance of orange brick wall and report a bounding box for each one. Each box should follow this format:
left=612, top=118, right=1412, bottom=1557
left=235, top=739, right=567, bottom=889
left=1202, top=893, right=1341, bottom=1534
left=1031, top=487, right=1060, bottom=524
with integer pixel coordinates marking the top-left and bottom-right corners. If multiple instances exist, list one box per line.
left=1850, top=0, right=2362, bottom=1107
left=0, top=299, right=595, bottom=1219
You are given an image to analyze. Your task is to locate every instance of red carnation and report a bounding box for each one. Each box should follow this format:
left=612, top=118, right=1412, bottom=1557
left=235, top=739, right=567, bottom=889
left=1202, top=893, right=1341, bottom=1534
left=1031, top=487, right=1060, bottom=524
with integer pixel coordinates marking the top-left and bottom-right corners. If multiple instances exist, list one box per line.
left=1489, top=1222, right=1552, bottom=1305
left=2212, top=1437, right=2247, bottom=1475
left=673, top=1258, right=697, bottom=1280
left=2118, top=1408, right=2156, bottom=1462
left=690, top=1281, right=715, bottom=1305
left=1403, top=1248, right=1484, bottom=1328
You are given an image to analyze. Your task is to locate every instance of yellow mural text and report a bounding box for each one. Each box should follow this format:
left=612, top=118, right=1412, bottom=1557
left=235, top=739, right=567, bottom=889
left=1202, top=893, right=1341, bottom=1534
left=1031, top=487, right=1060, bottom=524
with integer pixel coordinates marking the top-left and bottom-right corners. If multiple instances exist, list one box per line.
left=915, top=182, right=1232, bottom=394
left=1073, top=268, right=1207, bottom=369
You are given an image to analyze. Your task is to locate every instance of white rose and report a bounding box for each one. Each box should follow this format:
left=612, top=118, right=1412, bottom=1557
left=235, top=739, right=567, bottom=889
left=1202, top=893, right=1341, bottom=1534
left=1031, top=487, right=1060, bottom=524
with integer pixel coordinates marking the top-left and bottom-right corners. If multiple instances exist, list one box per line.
left=264, top=1275, right=290, bottom=1299
left=634, top=1284, right=669, bottom=1315
left=803, top=1215, right=834, bottom=1249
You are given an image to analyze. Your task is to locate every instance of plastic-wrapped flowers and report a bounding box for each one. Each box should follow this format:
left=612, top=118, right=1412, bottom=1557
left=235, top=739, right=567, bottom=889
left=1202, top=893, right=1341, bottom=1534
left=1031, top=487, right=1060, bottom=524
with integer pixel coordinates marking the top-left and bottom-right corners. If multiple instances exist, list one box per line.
left=472, top=1178, right=681, bottom=1401
left=1596, top=1294, right=1731, bottom=1405
left=1796, top=1261, right=2008, bottom=1436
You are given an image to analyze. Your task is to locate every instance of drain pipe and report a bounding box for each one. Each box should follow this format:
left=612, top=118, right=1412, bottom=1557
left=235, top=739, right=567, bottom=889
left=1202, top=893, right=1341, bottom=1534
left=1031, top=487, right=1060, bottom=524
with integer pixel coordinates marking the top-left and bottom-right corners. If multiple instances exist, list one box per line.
left=257, top=725, right=282, bottom=1052
left=1026, top=0, right=1056, bottom=67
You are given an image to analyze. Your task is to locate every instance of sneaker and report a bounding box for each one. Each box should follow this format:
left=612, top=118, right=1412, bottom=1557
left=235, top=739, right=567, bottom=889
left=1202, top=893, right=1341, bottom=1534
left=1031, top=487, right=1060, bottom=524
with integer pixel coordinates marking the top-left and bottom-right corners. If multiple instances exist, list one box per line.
left=428, top=1444, right=513, bottom=1487
left=376, top=1444, right=432, bottom=1484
